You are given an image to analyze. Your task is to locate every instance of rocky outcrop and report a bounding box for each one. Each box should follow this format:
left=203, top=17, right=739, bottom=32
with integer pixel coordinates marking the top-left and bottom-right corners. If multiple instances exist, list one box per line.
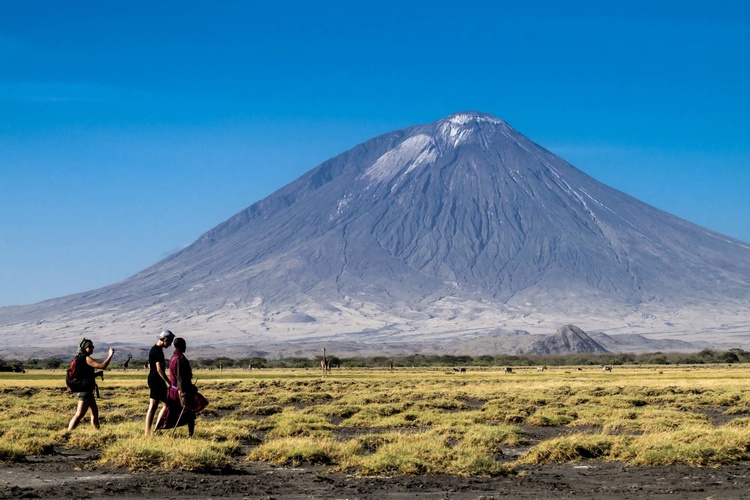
left=523, top=325, right=609, bottom=355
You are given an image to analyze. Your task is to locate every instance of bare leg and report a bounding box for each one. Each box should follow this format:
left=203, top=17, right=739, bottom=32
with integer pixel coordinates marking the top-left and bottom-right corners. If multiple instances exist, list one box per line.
left=89, top=398, right=100, bottom=429
left=155, top=402, right=168, bottom=431
left=68, top=399, right=91, bottom=430
left=145, top=399, right=160, bottom=436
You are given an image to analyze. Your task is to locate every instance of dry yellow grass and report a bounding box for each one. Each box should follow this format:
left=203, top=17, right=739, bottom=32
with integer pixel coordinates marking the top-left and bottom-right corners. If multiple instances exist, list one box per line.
left=1, top=364, right=750, bottom=473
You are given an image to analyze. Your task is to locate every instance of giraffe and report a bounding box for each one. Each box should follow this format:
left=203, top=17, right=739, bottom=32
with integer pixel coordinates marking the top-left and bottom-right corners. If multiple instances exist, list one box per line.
left=321, top=348, right=331, bottom=376
left=123, top=354, right=133, bottom=371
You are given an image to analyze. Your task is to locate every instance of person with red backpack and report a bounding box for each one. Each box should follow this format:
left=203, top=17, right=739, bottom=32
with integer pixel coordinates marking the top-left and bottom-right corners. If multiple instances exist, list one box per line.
left=67, top=338, right=115, bottom=431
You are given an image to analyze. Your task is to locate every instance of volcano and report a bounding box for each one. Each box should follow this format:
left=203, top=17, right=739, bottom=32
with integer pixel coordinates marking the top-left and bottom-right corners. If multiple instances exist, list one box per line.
left=2, top=112, right=750, bottom=357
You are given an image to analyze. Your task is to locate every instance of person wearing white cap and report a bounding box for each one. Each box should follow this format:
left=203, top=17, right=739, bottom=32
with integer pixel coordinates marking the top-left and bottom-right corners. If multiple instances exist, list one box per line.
left=144, top=329, right=175, bottom=435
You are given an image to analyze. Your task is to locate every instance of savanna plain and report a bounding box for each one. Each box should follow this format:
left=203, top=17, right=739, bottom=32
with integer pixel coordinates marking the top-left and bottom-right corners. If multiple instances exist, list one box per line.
left=2, top=365, right=750, bottom=499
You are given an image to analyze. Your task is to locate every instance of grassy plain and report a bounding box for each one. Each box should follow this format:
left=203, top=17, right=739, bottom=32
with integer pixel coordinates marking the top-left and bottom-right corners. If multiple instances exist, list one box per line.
left=1, top=365, right=750, bottom=475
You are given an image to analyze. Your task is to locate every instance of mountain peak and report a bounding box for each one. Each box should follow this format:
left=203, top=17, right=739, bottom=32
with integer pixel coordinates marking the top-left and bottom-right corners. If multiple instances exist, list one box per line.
left=360, top=112, right=517, bottom=185
left=440, top=110, right=504, bottom=124
left=429, top=111, right=512, bottom=151
left=434, top=111, right=507, bottom=132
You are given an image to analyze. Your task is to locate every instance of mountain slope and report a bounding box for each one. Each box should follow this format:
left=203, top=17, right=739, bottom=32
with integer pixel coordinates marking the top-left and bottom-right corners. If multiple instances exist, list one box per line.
left=2, top=111, right=750, bottom=354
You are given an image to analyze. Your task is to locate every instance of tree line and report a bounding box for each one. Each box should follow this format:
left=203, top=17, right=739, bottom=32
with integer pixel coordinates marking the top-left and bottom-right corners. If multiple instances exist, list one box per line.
left=3, top=348, right=750, bottom=371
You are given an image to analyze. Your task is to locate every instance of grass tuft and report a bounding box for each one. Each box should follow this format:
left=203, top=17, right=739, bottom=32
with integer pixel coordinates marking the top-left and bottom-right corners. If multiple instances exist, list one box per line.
left=247, top=435, right=360, bottom=466
left=101, top=436, right=234, bottom=471
left=517, top=434, right=617, bottom=464
left=0, top=439, right=26, bottom=463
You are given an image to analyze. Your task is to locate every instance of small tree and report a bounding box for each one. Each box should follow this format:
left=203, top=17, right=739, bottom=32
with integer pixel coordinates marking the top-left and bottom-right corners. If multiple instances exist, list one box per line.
left=720, top=351, right=740, bottom=364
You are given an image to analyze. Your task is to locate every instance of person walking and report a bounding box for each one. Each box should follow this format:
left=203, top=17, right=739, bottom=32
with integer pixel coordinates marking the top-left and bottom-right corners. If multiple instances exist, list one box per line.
left=67, top=338, right=115, bottom=430
left=157, top=337, right=208, bottom=437
left=144, top=329, right=174, bottom=435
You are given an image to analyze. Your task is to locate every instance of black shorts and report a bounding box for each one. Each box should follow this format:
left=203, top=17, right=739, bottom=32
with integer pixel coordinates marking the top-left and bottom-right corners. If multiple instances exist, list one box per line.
left=77, top=391, right=95, bottom=401
left=148, top=380, right=168, bottom=402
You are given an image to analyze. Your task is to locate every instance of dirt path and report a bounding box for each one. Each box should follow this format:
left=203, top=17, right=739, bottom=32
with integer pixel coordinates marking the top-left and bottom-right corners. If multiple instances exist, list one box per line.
left=1, top=449, right=749, bottom=499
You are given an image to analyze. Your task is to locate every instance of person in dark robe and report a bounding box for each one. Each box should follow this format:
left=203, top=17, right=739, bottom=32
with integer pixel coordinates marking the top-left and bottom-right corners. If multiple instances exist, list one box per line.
left=156, top=337, right=208, bottom=436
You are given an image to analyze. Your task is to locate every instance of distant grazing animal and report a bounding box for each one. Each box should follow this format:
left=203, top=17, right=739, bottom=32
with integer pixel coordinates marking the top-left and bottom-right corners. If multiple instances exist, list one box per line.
left=537, top=366, right=547, bottom=372
left=321, top=348, right=331, bottom=376
left=577, top=367, right=583, bottom=371
left=504, top=367, right=513, bottom=374
left=123, top=354, right=133, bottom=371
left=453, top=367, right=466, bottom=373
left=602, top=365, right=613, bottom=372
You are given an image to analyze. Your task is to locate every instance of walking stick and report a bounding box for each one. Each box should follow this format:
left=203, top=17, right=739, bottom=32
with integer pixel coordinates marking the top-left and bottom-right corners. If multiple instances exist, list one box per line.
left=172, top=403, right=187, bottom=437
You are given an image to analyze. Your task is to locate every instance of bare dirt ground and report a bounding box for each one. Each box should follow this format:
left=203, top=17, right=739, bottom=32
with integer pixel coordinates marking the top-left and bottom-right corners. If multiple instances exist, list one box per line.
left=2, top=447, right=750, bottom=500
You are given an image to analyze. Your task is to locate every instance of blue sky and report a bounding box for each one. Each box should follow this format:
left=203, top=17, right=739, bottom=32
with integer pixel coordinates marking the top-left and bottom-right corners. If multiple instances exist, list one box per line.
left=1, top=0, right=748, bottom=306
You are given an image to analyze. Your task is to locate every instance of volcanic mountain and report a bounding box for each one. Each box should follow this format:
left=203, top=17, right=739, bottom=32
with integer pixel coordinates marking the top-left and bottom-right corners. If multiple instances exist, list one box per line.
left=2, top=111, right=750, bottom=356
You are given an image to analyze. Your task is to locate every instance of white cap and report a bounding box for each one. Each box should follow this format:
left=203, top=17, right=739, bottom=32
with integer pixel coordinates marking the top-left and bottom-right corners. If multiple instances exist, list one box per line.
left=159, top=329, right=175, bottom=340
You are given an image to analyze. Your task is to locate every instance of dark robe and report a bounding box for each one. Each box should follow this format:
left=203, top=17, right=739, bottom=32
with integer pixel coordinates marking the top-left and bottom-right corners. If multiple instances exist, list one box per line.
left=156, top=349, right=208, bottom=430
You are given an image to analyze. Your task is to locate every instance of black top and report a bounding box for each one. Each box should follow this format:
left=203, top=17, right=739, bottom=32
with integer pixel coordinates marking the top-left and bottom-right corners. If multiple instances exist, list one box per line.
left=148, top=345, right=166, bottom=386
left=77, top=353, right=95, bottom=381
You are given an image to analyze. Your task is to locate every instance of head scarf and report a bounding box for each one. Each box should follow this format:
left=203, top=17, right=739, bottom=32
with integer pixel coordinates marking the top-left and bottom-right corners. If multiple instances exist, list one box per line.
left=77, top=338, right=93, bottom=356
